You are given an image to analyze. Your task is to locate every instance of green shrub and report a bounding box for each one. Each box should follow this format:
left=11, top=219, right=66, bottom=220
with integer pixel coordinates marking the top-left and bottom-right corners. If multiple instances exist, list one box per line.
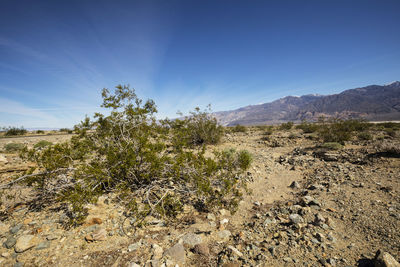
left=36, top=130, right=45, bottom=134
left=357, top=132, right=373, bottom=141
left=321, top=142, right=343, bottom=150
left=296, top=120, right=319, bottom=133
left=3, top=127, right=27, bottom=136
left=263, top=126, right=274, bottom=136
left=166, top=106, right=223, bottom=147
left=231, top=124, right=247, bottom=133
left=279, top=121, right=294, bottom=130
left=34, top=140, right=53, bottom=149
left=4, top=143, right=25, bottom=152
left=317, top=119, right=369, bottom=144
left=19, top=85, right=250, bottom=227
left=385, top=128, right=397, bottom=138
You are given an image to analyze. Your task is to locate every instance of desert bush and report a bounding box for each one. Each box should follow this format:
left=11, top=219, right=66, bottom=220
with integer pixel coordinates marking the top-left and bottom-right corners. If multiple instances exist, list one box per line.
left=17, top=85, right=250, bottom=227
left=279, top=121, right=293, bottom=130
left=384, top=128, right=397, bottom=138
left=3, top=127, right=27, bottom=136
left=320, top=142, right=343, bottom=150
left=317, top=119, right=369, bottom=144
left=379, top=122, right=400, bottom=130
left=263, top=126, right=274, bottom=136
left=231, top=124, right=247, bottom=133
left=36, top=130, right=45, bottom=134
left=357, top=132, right=373, bottom=141
left=4, top=143, right=25, bottom=152
left=167, top=106, right=223, bottom=147
left=34, top=140, right=53, bottom=149
left=296, top=120, right=319, bottom=133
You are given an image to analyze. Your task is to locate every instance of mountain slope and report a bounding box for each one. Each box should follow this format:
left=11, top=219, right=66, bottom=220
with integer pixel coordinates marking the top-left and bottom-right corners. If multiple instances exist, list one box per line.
left=215, top=81, right=400, bottom=126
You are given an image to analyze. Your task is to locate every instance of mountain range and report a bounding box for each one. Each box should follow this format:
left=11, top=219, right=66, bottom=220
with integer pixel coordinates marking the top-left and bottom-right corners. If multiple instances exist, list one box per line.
left=214, top=81, right=400, bottom=126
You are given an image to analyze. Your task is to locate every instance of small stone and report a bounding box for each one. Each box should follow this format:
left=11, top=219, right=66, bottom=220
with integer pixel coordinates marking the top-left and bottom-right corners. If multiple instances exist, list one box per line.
left=36, top=241, right=50, bottom=250
left=128, top=241, right=142, bottom=252
left=163, top=243, right=185, bottom=265
left=3, top=236, right=17, bottom=249
left=87, top=218, right=102, bottom=225
left=151, top=243, right=163, bottom=259
left=182, top=233, right=202, bottom=248
left=289, top=214, right=304, bottom=224
left=219, top=209, right=230, bottom=216
left=85, top=228, right=107, bottom=242
left=227, top=245, right=243, bottom=257
left=46, top=235, right=58, bottom=241
left=283, top=257, right=293, bottom=262
left=220, top=218, right=229, bottom=226
left=14, top=262, right=23, bottom=267
left=193, top=243, right=209, bottom=256
left=327, top=258, right=336, bottom=266
left=207, top=213, right=216, bottom=221
left=15, top=235, right=38, bottom=253
left=290, top=181, right=300, bottom=189
left=128, top=263, right=141, bottom=267
left=374, top=250, right=400, bottom=267
left=10, top=224, right=23, bottom=234
left=217, top=230, right=231, bottom=241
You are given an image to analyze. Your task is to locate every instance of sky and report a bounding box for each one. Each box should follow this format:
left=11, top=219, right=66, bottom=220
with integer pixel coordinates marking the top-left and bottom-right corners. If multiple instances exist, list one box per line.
left=0, top=0, right=400, bottom=128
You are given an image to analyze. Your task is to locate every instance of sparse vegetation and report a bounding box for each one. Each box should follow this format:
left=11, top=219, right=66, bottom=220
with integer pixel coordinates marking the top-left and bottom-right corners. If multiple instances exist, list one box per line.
left=231, top=124, right=247, bottom=133
left=279, top=121, right=293, bottom=130
left=296, top=120, right=319, bottom=133
left=17, top=85, right=251, bottom=227
left=4, top=142, right=25, bottom=152
left=3, top=126, right=27, bottom=136
left=357, top=131, right=373, bottom=141
left=317, top=118, right=370, bottom=145
left=320, top=142, right=343, bottom=150
left=34, top=140, right=53, bottom=149
left=166, top=105, right=224, bottom=147
left=36, top=130, right=45, bottom=134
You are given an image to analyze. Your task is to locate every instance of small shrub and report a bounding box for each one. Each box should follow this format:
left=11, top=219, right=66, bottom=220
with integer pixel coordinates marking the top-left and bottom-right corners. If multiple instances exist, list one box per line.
left=231, top=124, right=247, bottom=133
left=321, top=142, right=343, bottom=150
left=4, top=143, right=25, bottom=152
left=279, top=121, right=293, bottom=130
left=263, top=126, right=274, bottom=136
left=384, top=128, right=397, bottom=138
left=317, top=119, right=368, bottom=144
left=3, top=127, right=27, bottom=136
left=296, top=120, right=319, bottom=133
left=357, top=132, right=372, bottom=141
left=59, top=128, right=71, bottom=132
left=34, top=140, right=53, bottom=149
left=167, top=106, right=224, bottom=147
left=36, top=130, right=45, bottom=134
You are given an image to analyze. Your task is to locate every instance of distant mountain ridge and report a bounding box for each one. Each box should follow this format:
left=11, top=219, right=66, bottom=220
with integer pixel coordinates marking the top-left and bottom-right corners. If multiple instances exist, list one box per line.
left=214, top=81, right=400, bottom=126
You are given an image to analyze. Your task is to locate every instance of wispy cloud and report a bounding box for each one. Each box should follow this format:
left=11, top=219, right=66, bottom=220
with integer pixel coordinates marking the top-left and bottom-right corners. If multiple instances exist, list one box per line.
left=0, top=97, right=60, bottom=127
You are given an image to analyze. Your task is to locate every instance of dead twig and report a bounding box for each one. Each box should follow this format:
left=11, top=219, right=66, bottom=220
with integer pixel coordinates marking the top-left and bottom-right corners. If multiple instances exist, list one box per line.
left=0, top=168, right=75, bottom=189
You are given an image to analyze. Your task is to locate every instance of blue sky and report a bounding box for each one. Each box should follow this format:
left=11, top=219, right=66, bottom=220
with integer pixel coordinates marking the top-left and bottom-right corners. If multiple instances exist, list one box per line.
left=1, top=0, right=399, bottom=128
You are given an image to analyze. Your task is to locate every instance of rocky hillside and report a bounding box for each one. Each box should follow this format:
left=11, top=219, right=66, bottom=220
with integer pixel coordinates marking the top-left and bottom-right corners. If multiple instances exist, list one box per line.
left=215, top=81, right=400, bottom=126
